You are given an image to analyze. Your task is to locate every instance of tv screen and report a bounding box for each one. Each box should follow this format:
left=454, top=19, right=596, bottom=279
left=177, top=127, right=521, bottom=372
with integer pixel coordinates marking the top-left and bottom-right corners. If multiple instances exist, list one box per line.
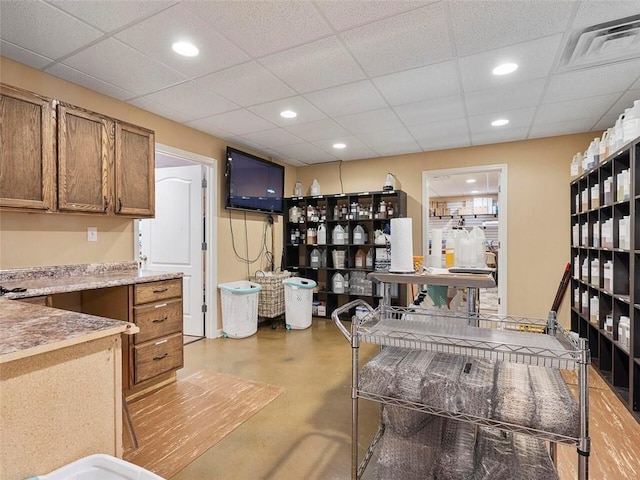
left=225, top=147, right=285, bottom=215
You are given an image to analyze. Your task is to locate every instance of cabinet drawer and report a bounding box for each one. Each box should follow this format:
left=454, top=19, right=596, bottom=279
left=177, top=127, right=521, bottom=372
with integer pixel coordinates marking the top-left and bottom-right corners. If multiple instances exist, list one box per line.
left=133, top=298, right=183, bottom=344
left=133, top=332, right=183, bottom=384
left=134, top=279, right=181, bottom=305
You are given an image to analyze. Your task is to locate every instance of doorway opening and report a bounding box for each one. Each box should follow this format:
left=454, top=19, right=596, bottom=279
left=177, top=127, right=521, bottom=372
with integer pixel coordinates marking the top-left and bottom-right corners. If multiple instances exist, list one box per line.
left=422, top=164, right=507, bottom=314
left=135, top=144, right=218, bottom=342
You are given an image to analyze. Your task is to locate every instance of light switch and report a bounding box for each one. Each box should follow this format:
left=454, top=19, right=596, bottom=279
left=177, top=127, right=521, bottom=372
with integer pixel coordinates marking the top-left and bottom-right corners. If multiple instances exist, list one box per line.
left=87, top=227, right=98, bottom=242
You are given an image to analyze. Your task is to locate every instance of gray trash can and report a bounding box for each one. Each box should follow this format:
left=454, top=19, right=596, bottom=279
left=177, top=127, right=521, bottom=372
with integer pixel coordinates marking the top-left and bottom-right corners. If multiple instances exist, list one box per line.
left=218, top=280, right=262, bottom=338
left=283, top=277, right=317, bottom=330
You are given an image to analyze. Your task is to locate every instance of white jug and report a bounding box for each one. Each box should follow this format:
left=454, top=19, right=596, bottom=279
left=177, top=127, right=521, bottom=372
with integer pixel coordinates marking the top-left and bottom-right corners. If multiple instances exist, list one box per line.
left=332, top=224, right=345, bottom=245
left=310, top=179, right=320, bottom=196
left=317, top=223, right=327, bottom=245
left=332, top=272, right=345, bottom=294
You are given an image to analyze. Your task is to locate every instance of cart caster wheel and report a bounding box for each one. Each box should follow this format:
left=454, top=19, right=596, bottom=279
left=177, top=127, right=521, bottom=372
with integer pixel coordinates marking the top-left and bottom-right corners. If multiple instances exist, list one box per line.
left=286, top=324, right=292, bottom=330
left=222, top=331, right=228, bottom=338
left=271, top=322, right=278, bottom=330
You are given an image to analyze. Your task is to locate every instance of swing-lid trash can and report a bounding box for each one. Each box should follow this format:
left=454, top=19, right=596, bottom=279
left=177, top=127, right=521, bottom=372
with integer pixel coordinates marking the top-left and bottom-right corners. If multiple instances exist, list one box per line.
left=218, top=280, right=262, bottom=338
left=283, top=277, right=317, bottom=330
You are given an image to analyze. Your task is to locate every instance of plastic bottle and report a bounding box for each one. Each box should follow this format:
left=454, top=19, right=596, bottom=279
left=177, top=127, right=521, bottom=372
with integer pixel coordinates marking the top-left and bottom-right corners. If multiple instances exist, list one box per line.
left=320, top=249, right=327, bottom=268
left=353, top=225, right=365, bottom=245
left=294, top=181, right=303, bottom=196
left=310, top=179, right=320, bottom=196
left=445, top=237, right=455, bottom=268
left=365, top=248, right=373, bottom=269
left=317, top=223, right=326, bottom=244
left=332, top=224, right=345, bottom=245
left=623, top=100, right=640, bottom=143
left=355, top=248, right=366, bottom=268
left=332, top=272, right=345, bottom=294
left=309, top=248, right=321, bottom=268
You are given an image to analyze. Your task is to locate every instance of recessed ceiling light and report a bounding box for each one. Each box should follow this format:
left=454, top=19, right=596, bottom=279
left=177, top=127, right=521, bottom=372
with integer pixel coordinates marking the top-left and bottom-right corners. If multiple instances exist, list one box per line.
left=172, top=41, right=199, bottom=57
left=492, top=62, right=518, bottom=75
left=280, top=110, right=297, bottom=118
left=466, top=179, right=476, bottom=184
left=333, top=143, right=346, bottom=149
left=471, top=190, right=479, bottom=194
left=491, top=119, right=509, bottom=127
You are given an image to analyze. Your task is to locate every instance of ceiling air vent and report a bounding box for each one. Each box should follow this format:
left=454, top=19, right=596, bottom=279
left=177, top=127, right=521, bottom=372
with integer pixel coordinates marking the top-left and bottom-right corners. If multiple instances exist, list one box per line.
left=560, top=14, right=640, bottom=71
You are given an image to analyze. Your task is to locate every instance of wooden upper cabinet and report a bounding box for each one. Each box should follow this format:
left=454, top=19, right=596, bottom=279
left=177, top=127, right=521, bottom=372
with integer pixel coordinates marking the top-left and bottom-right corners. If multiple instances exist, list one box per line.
left=115, top=123, right=154, bottom=217
left=0, top=85, right=56, bottom=211
left=57, top=104, right=113, bottom=213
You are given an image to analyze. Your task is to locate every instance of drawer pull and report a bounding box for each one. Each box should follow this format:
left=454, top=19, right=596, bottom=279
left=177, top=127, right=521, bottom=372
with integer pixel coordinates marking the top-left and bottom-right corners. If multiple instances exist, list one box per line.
left=154, top=303, right=168, bottom=309
left=155, top=339, right=168, bottom=346
left=152, top=316, right=168, bottom=323
left=153, top=288, right=168, bottom=293
left=153, top=353, right=168, bottom=361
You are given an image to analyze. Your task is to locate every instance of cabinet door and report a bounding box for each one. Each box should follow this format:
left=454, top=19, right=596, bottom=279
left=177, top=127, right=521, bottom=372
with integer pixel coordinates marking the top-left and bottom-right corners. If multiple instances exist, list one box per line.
left=57, top=104, right=112, bottom=213
left=0, top=85, right=55, bottom=211
left=114, top=122, right=155, bottom=217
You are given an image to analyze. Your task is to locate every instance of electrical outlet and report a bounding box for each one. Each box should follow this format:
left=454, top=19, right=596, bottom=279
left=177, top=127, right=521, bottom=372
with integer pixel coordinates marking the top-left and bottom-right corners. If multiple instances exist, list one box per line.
left=87, top=227, right=98, bottom=242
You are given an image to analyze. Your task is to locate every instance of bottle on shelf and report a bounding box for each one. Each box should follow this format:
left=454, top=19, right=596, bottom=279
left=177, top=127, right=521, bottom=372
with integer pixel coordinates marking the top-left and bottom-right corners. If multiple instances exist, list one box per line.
left=332, top=272, right=345, bottom=294
left=309, top=248, right=321, bottom=268
left=365, top=248, right=373, bottom=269
left=333, top=224, right=345, bottom=245
left=353, top=225, right=365, bottom=245
left=320, top=249, right=327, bottom=268
left=317, top=223, right=327, bottom=245
left=355, top=248, right=366, bottom=268
left=445, top=237, right=455, bottom=268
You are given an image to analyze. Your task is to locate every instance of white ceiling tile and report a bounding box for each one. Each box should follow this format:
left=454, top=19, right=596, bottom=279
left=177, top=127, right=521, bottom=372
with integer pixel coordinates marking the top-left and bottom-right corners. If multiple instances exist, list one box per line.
left=420, top=137, right=472, bottom=152
left=60, top=38, right=187, bottom=95
left=260, top=36, right=366, bottom=93
left=357, top=125, right=421, bottom=156
left=194, top=109, right=276, bottom=136
left=270, top=143, right=338, bottom=164
left=184, top=0, right=332, bottom=57
left=115, top=3, right=249, bottom=79
left=603, top=88, right=640, bottom=118
left=464, top=79, right=546, bottom=116
left=334, top=108, right=405, bottom=136
left=340, top=2, right=452, bottom=76
left=196, top=62, right=296, bottom=107
left=571, top=1, right=640, bottom=30
left=304, top=80, right=388, bottom=117
left=592, top=114, right=619, bottom=132
left=450, top=0, right=575, bottom=57
left=407, top=117, right=469, bottom=145
left=545, top=59, right=640, bottom=103
left=312, top=136, right=379, bottom=161
left=284, top=119, right=351, bottom=142
left=241, top=128, right=304, bottom=149
left=528, top=118, right=597, bottom=140
left=130, top=97, right=197, bottom=124
left=471, top=127, right=529, bottom=146
left=45, top=63, right=137, bottom=101
left=0, top=40, right=53, bottom=69
left=316, top=0, right=430, bottom=31
left=535, top=93, right=621, bottom=125
left=458, top=35, right=563, bottom=92
left=632, top=76, right=640, bottom=89
left=49, top=0, right=174, bottom=32
left=247, top=96, right=327, bottom=127
left=0, top=0, right=103, bottom=59
left=468, top=107, right=537, bottom=134
left=226, top=137, right=273, bottom=154
left=372, top=60, right=459, bottom=106
left=394, top=95, right=465, bottom=126
left=136, top=81, right=238, bottom=119
left=181, top=118, right=234, bottom=137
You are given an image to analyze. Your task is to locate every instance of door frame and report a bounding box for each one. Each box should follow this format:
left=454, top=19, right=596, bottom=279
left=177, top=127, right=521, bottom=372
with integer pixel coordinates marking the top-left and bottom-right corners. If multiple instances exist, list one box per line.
left=422, top=164, right=507, bottom=314
left=134, top=143, right=218, bottom=338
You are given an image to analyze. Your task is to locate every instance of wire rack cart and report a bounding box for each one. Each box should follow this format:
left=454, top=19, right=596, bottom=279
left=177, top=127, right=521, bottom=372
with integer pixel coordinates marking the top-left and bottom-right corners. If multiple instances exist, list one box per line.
left=332, top=271, right=590, bottom=480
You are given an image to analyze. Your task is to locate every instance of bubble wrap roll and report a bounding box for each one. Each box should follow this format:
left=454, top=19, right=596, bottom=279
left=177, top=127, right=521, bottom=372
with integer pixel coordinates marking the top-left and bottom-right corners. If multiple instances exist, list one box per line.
left=492, top=362, right=536, bottom=428
left=528, top=365, right=580, bottom=438
left=377, top=417, right=443, bottom=480
left=473, top=427, right=515, bottom=480
left=421, top=353, right=466, bottom=411
left=511, top=432, right=559, bottom=480
left=434, top=419, right=476, bottom=480
left=359, top=347, right=409, bottom=396
left=456, top=358, right=497, bottom=418
left=383, top=405, right=436, bottom=438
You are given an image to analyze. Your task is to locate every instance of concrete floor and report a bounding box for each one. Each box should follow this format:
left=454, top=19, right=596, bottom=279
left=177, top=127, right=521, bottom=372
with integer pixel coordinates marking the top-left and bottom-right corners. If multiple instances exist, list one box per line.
left=171, top=318, right=380, bottom=480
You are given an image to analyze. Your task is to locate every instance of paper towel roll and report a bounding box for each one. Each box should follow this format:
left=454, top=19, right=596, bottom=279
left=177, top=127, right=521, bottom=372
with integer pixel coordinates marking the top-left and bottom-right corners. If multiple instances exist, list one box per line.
left=429, top=228, right=442, bottom=268
left=390, top=217, right=414, bottom=273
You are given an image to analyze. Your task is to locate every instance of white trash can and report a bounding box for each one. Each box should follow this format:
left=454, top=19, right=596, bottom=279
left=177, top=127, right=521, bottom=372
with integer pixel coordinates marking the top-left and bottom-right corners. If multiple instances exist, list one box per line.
left=218, top=280, right=262, bottom=338
left=28, top=453, right=165, bottom=480
left=283, top=277, right=317, bottom=330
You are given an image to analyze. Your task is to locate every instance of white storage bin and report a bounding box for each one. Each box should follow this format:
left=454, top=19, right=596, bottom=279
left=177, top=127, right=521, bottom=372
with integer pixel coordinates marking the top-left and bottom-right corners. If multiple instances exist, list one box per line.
left=283, top=277, right=317, bottom=330
left=218, top=281, right=262, bottom=338
left=29, top=454, right=164, bottom=480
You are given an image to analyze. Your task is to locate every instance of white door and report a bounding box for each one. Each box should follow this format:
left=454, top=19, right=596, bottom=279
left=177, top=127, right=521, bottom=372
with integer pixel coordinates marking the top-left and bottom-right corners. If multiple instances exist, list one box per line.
left=140, top=165, right=203, bottom=336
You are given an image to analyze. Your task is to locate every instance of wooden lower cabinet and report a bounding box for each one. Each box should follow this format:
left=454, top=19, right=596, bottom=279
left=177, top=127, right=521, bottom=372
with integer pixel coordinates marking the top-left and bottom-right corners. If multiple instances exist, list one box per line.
left=133, top=332, right=183, bottom=384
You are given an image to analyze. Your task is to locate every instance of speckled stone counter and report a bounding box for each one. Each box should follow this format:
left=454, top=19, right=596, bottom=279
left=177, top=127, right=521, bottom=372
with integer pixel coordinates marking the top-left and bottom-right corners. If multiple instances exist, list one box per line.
left=0, top=261, right=183, bottom=299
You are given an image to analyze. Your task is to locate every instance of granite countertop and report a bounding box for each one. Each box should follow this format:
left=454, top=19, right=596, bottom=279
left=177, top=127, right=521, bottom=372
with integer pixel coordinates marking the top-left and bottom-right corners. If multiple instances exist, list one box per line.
left=0, top=261, right=183, bottom=299
left=0, top=262, right=179, bottom=362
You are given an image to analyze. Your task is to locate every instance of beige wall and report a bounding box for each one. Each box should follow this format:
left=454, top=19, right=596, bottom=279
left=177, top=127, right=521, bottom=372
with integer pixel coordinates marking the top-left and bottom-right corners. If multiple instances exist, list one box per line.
left=0, top=57, right=294, bottom=328
left=296, top=133, right=596, bottom=321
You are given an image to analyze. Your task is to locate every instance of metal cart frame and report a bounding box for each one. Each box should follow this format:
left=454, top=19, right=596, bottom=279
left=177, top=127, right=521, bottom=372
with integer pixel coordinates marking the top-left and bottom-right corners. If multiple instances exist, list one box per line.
left=332, top=272, right=590, bottom=480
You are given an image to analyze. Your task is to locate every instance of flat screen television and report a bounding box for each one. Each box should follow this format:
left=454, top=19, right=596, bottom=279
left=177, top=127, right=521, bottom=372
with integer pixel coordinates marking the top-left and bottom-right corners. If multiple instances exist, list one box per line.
left=225, top=146, right=285, bottom=215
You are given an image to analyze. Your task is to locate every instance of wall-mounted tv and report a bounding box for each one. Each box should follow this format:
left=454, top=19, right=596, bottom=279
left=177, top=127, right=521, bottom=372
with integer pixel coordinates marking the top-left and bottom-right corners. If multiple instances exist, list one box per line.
left=225, top=146, right=285, bottom=215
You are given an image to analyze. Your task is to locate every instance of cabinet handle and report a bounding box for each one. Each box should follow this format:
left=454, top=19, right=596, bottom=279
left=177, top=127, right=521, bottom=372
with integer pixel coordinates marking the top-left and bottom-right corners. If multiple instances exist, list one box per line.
left=154, top=303, right=168, bottom=309
left=153, top=288, right=168, bottom=293
left=153, top=353, right=168, bottom=361
left=118, top=197, right=123, bottom=213
left=152, top=316, right=168, bottom=323
left=103, top=196, right=109, bottom=213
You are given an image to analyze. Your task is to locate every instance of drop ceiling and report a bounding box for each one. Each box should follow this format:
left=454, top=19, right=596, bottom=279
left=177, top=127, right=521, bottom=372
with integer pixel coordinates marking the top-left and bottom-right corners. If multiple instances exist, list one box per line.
left=2, top=0, right=639, bottom=167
